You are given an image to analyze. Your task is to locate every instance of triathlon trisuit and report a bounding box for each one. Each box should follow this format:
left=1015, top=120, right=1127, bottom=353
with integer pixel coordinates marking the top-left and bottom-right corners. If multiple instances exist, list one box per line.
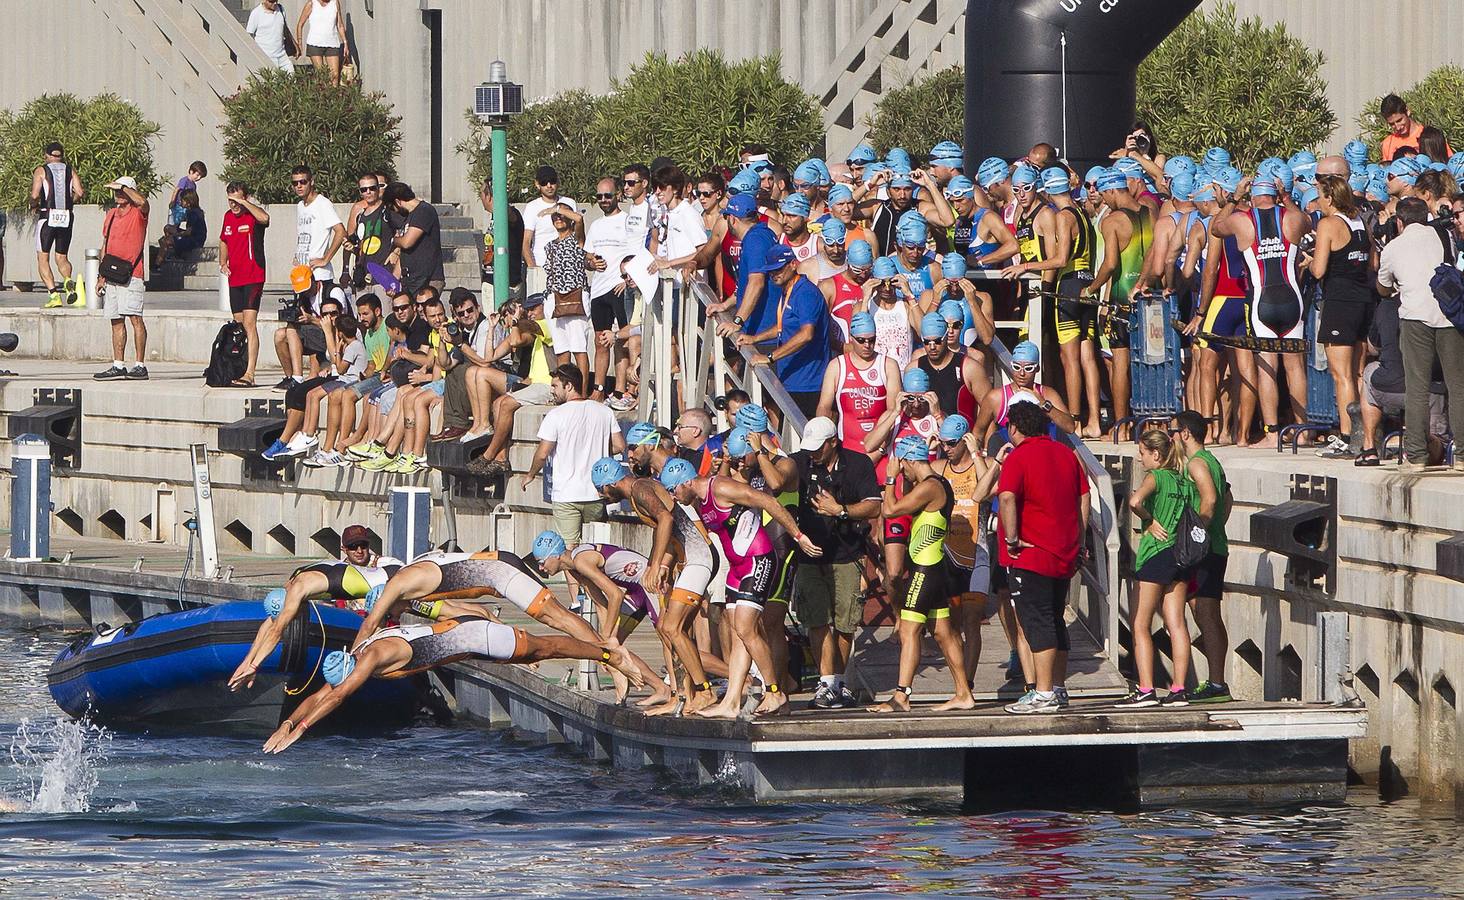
left=964, top=208, right=1008, bottom=270
left=569, top=543, right=658, bottom=628
left=719, top=228, right=741, bottom=299
left=1108, top=206, right=1154, bottom=349
left=1015, top=203, right=1048, bottom=265
left=627, top=482, right=719, bottom=605
left=836, top=352, right=891, bottom=452
left=940, top=459, right=990, bottom=602
left=293, top=561, right=399, bottom=608
left=1242, top=206, right=1304, bottom=340
left=827, top=273, right=863, bottom=342
left=918, top=349, right=971, bottom=420
left=352, top=203, right=395, bottom=288
left=1204, top=227, right=1252, bottom=341
left=781, top=232, right=819, bottom=263
left=408, top=550, right=554, bottom=618
left=37, top=161, right=76, bottom=254
left=354, top=616, right=526, bottom=677
left=991, top=384, right=1053, bottom=450
left=893, top=253, right=936, bottom=298
left=1054, top=204, right=1098, bottom=345
left=872, top=300, right=913, bottom=367
left=879, top=413, right=939, bottom=543
left=1322, top=214, right=1372, bottom=306
left=741, top=468, right=796, bottom=604
left=902, top=477, right=955, bottom=624
left=693, top=477, right=778, bottom=608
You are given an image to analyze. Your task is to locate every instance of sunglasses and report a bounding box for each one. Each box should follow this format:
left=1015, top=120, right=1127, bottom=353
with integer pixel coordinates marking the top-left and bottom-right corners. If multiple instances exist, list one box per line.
left=538, top=179, right=558, bottom=185
left=940, top=438, right=963, bottom=447
left=454, top=306, right=476, bottom=315
left=292, top=179, right=311, bottom=186
left=322, top=310, right=340, bottom=316
left=392, top=304, right=411, bottom=312
left=695, top=189, right=719, bottom=198
left=359, top=184, right=380, bottom=193
left=595, top=193, right=617, bottom=200
left=1012, top=363, right=1039, bottom=373
left=345, top=542, right=370, bottom=551
left=623, top=178, right=642, bottom=186
left=852, top=336, right=876, bottom=345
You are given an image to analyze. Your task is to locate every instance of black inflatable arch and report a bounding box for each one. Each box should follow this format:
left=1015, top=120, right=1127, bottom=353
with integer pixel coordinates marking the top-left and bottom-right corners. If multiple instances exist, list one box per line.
left=964, top=0, right=1202, bottom=172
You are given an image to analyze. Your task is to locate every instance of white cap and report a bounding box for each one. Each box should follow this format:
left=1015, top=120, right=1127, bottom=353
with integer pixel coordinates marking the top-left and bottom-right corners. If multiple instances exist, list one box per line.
left=106, top=176, right=139, bottom=191
left=801, top=416, right=838, bottom=447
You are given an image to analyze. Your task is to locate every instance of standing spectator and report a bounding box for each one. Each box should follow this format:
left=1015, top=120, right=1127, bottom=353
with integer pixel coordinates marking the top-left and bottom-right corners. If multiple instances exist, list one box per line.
left=621, top=163, right=652, bottom=251
left=93, top=177, right=151, bottom=381
left=998, top=402, right=1089, bottom=715
left=247, top=0, right=294, bottom=72
left=787, top=417, right=881, bottom=709
left=522, top=166, right=576, bottom=299
left=1377, top=197, right=1464, bottom=470
left=218, top=181, right=271, bottom=386
left=1379, top=94, right=1452, bottom=163
left=343, top=172, right=395, bottom=303
left=31, top=142, right=84, bottom=308
left=516, top=365, right=624, bottom=545
left=295, top=0, right=348, bottom=85
left=480, top=177, right=525, bottom=302
left=584, top=176, right=630, bottom=400
left=714, top=193, right=782, bottom=341
left=291, top=164, right=345, bottom=327
left=383, top=182, right=444, bottom=295
left=540, top=203, right=591, bottom=389
left=741, top=244, right=831, bottom=421
left=649, top=165, right=709, bottom=283
left=1173, top=409, right=1233, bottom=704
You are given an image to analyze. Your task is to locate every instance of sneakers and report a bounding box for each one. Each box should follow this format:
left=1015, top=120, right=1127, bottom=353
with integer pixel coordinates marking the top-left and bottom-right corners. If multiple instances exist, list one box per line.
left=43, top=292, right=63, bottom=309
left=1162, top=688, right=1190, bottom=707
left=281, top=433, right=318, bottom=457
left=607, top=393, right=637, bottom=412
left=385, top=455, right=424, bottom=475
left=1114, top=688, right=1160, bottom=709
left=272, top=377, right=294, bottom=392
left=127, top=365, right=149, bottom=380
left=838, top=685, right=859, bottom=708
left=459, top=429, right=488, bottom=444
left=346, top=441, right=384, bottom=461
left=302, top=449, right=341, bottom=468
left=810, top=683, right=839, bottom=710
left=1316, top=435, right=1354, bottom=459
left=260, top=439, right=288, bottom=461
left=93, top=364, right=128, bottom=381
left=357, top=453, right=397, bottom=472
left=66, top=279, right=83, bottom=307
left=1054, top=685, right=1070, bottom=709
left=1005, top=690, right=1059, bottom=715
left=1189, top=680, right=1231, bottom=704
left=1004, top=649, right=1023, bottom=682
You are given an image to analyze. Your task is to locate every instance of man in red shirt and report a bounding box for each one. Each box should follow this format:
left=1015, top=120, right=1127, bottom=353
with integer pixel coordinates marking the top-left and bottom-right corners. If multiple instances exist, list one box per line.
left=94, top=176, right=151, bottom=381
left=219, top=181, right=272, bottom=386
left=997, top=401, right=1089, bottom=715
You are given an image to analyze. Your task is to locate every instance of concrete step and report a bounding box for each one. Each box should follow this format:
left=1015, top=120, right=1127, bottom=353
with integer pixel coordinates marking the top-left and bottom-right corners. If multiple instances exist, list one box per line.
left=439, top=216, right=475, bottom=230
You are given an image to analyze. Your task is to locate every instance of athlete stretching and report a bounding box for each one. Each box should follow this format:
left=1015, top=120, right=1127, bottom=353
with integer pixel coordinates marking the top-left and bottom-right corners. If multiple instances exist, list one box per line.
left=260, top=615, right=644, bottom=753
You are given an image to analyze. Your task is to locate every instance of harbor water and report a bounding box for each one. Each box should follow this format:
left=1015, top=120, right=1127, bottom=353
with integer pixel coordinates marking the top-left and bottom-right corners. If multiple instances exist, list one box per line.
left=1, top=626, right=1459, bottom=898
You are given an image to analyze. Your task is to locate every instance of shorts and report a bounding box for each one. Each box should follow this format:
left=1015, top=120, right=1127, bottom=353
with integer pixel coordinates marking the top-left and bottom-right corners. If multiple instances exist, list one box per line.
left=425, top=379, right=446, bottom=397
left=1136, top=544, right=1194, bottom=586
left=549, top=313, right=592, bottom=354
left=307, top=44, right=343, bottom=57
left=1318, top=298, right=1372, bottom=346
left=1364, top=361, right=1446, bottom=430
left=1055, top=274, right=1098, bottom=345
left=102, top=276, right=146, bottom=318
left=1190, top=551, right=1228, bottom=600
left=791, top=560, right=863, bottom=633
left=899, top=562, right=950, bottom=624
left=352, top=373, right=385, bottom=398
left=885, top=515, right=912, bottom=544
left=947, top=542, right=992, bottom=600
left=1106, top=314, right=1131, bottom=350
left=323, top=379, right=355, bottom=394
left=285, top=375, right=331, bottom=411
left=590, top=291, right=629, bottom=332
left=526, top=267, right=549, bottom=298
left=1203, top=295, right=1249, bottom=342
left=229, top=283, right=264, bottom=314
left=299, top=323, right=328, bottom=360
left=510, top=382, right=554, bottom=406
left=1008, top=566, right=1070, bottom=653
left=725, top=552, right=779, bottom=609
left=371, top=383, right=399, bottom=415
left=37, top=222, right=73, bottom=254
left=551, top=499, right=607, bottom=546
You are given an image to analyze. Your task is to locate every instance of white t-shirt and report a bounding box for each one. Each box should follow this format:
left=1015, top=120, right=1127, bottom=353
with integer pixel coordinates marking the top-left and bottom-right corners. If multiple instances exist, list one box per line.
left=584, top=211, right=628, bottom=299
left=336, top=338, right=367, bottom=383
left=623, top=199, right=652, bottom=251
left=523, top=196, right=577, bottom=266
left=537, top=399, right=618, bottom=503
left=246, top=4, right=287, bottom=57
left=296, top=194, right=343, bottom=281
left=660, top=201, right=707, bottom=282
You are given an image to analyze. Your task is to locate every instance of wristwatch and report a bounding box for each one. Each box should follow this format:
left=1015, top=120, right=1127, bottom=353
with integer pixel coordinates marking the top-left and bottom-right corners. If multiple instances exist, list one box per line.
left=1041, top=400, right=1054, bottom=412
left=838, top=505, right=849, bottom=520
left=733, top=315, right=745, bottom=326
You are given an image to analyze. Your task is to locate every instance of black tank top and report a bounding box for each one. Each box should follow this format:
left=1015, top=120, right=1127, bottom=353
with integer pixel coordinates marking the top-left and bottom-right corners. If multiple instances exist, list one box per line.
left=353, top=203, right=395, bottom=284
left=918, top=349, right=964, bottom=417
left=1322, top=214, right=1372, bottom=305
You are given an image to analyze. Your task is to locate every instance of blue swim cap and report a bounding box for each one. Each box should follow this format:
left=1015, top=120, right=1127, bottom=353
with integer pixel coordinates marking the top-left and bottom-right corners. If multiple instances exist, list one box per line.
left=591, top=456, right=628, bottom=489
left=734, top=403, right=769, bottom=433
left=1112, top=157, right=1144, bottom=180
left=724, top=426, right=756, bottom=459
left=895, top=434, right=931, bottom=461
left=939, top=414, right=971, bottom=442
left=323, top=650, right=356, bottom=687
left=1450, top=151, right=1464, bottom=171
left=1417, top=154, right=1435, bottom=168
left=849, top=311, right=877, bottom=337
left=1012, top=339, right=1041, bottom=364
left=263, top=588, right=287, bottom=619
left=1366, top=176, right=1389, bottom=203
left=863, top=161, right=889, bottom=184
left=1300, top=186, right=1320, bottom=208
left=902, top=368, right=930, bottom=393
left=941, top=254, right=967, bottom=280
left=811, top=159, right=832, bottom=186
left=1250, top=175, right=1278, bottom=198
left=1215, top=167, right=1244, bottom=195
left=1348, top=171, right=1369, bottom=194
left=1345, top=140, right=1370, bottom=169
left=1289, top=151, right=1317, bottom=181
left=931, top=140, right=963, bottom=160
left=1267, top=160, right=1295, bottom=191
left=1163, top=156, right=1197, bottom=179
left=888, top=170, right=914, bottom=189
left=1191, top=186, right=1218, bottom=204
left=1011, top=164, right=1040, bottom=187
left=531, top=530, right=567, bottom=561
left=820, top=218, right=847, bottom=245
left=780, top=193, right=811, bottom=217
left=1387, top=157, right=1419, bottom=182
left=1204, top=147, right=1232, bottom=170
left=828, top=183, right=854, bottom=204
left=976, top=157, right=1010, bottom=189
left=1366, top=163, right=1384, bottom=180
left=939, top=298, right=965, bottom=323
left=728, top=168, right=761, bottom=196
left=659, top=458, right=698, bottom=490
left=1040, top=167, right=1071, bottom=195
left=847, top=143, right=877, bottom=165
left=847, top=239, right=874, bottom=267
left=886, top=147, right=913, bottom=170
left=872, top=255, right=899, bottom=279
left=1095, top=169, right=1128, bottom=192
left=920, top=312, right=947, bottom=340
left=1084, top=165, right=1107, bottom=186
left=944, top=175, right=975, bottom=198
left=626, top=421, right=660, bottom=446
left=363, top=584, right=384, bottom=613
left=896, top=216, right=927, bottom=247
left=793, top=160, right=822, bottom=187
left=1169, top=174, right=1195, bottom=202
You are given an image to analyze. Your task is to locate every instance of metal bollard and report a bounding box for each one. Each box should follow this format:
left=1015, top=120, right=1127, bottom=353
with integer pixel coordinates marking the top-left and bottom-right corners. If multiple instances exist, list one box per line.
left=388, top=486, right=432, bottom=561
left=10, top=434, right=52, bottom=562
left=83, top=249, right=101, bottom=312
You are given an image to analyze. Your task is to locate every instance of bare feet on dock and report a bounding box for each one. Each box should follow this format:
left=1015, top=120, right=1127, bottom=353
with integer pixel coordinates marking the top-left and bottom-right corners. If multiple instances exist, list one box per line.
left=683, top=689, right=719, bottom=716
left=694, top=698, right=741, bottom=719
left=931, top=695, right=976, bottom=712
left=643, top=696, right=683, bottom=717
left=752, top=692, right=788, bottom=716
left=867, top=693, right=911, bottom=714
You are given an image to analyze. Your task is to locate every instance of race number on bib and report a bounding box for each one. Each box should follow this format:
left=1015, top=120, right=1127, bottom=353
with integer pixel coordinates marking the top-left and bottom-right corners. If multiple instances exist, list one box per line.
left=47, top=209, right=71, bottom=229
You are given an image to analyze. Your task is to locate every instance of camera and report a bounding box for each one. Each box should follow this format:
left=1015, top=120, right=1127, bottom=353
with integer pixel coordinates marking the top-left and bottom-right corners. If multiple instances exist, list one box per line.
left=278, top=294, right=303, bottom=323
left=446, top=323, right=463, bottom=341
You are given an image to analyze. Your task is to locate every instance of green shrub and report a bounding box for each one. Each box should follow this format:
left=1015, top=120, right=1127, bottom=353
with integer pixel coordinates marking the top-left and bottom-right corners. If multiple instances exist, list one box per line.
left=220, top=68, right=401, bottom=204
left=1357, top=66, right=1464, bottom=158
left=0, top=93, right=163, bottom=210
left=1137, top=2, right=1334, bottom=169
left=863, top=66, right=965, bottom=160
left=456, top=89, right=609, bottom=203
left=588, top=50, right=823, bottom=177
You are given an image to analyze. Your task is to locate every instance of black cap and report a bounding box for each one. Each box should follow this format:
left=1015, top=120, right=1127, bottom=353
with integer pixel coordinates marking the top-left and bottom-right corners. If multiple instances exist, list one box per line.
left=535, top=165, right=559, bottom=185
left=43, top=142, right=63, bottom=156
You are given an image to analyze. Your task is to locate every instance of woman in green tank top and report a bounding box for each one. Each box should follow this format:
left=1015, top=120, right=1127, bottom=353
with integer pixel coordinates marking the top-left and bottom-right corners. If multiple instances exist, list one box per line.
left=1118, top=428, right=1205, bottom=709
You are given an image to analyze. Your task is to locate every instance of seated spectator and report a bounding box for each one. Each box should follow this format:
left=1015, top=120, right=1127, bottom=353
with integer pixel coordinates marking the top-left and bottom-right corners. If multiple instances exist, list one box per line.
left=1355, top=294, right=1448, bottom=466
left=158, top=189, right=206, bottom=266
left=469, top=294, right=560, bottom=476
left=344, top=295, right=435, bottom=467
left=273, top=265, right=347, bottom=391
left=262, top=295, right=356, bottom=459
left=432, top=287, right=492, bottom=442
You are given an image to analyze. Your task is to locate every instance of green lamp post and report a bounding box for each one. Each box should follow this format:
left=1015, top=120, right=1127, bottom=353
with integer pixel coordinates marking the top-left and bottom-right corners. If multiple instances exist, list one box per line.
left=475, top=60, right=524, bottom=309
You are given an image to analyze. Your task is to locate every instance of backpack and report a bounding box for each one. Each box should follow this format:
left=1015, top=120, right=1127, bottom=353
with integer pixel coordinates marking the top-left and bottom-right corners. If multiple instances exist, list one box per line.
left=1170, top=472, right=1210, bottom=570
left=203, top=322, right=249, bottom=386
left=1429, top=227, right=1464, bottom=332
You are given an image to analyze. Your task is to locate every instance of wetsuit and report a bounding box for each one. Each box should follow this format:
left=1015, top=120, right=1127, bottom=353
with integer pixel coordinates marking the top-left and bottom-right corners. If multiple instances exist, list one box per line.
left=692, top=477, right=780, bottom=608
left=627, top=483, right=719, bottom=606
left=292, top=561, right=400, bottom=608
left=353, top=616, right=526, bottom=677
left=901, top=476, right=955, bottom=624
left=1242, top=206, right=1304, bottom=340
left=835, top=352, right=891, bottom=452
left=569, top=543, right=659, bottom=629
left=1054, top=205, right=1098, bottom=345
left=407, top=551, right=554, bottom=618
left=1108, top=206, right=1153, bottom=349
left=1318, top=213, right=1373, bottom=346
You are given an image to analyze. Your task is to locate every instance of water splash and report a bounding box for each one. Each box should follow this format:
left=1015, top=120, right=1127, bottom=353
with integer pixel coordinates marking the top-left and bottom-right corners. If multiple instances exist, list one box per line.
left=3, top=715, right=111, bottom=813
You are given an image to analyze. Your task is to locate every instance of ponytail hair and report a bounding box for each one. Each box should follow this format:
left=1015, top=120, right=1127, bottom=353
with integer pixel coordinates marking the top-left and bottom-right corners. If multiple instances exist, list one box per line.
left=1139, top=428, right=1185, bottom=474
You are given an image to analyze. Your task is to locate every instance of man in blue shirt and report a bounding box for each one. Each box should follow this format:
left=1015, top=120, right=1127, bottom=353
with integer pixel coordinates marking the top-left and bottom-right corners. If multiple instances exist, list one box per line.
left=714, top=193, right=783, bottom=341
left=742, top=244, right=830, bottom=421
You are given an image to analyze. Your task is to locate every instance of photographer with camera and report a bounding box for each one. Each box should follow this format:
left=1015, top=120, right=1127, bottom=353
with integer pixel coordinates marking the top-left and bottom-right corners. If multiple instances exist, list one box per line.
left=431, top=287, right=493, bottom=442
left=273, top=265, right=348, bottom=392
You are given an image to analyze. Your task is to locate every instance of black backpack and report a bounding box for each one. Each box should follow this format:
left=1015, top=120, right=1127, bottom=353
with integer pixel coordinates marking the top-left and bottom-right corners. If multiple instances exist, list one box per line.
left=203, top=322, right=249, bottom=387
left=1170, top=473, right=1211, bottom=571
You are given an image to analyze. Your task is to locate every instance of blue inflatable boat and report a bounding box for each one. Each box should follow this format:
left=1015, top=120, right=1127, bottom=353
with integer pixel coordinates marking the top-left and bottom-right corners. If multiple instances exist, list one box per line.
left=47, top=600, right=428, bottom=734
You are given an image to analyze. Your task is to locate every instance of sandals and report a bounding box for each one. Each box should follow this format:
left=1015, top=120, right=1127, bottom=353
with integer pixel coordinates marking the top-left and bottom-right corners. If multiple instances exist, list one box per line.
left=1354, top=449, right=1380, bottom=467
left=229, top=377, right=256, bottom=388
